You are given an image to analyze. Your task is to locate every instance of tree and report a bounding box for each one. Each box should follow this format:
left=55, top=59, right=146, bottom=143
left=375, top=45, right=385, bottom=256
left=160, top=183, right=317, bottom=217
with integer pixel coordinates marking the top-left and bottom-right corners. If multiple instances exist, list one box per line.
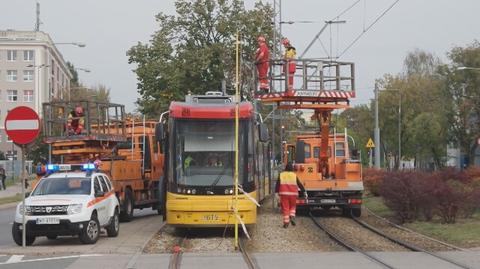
left=69, top=84, right=111, bottom=103
left=376, top=50, right=447, bottom=169
left=440, top=41, right=480, bottom=168
left=127, top=0, right=274, bottom=117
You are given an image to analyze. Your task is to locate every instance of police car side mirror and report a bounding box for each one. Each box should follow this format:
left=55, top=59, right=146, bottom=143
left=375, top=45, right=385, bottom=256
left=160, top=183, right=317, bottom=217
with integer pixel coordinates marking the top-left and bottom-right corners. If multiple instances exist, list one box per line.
left=259, top=123, right=269, bottom=142
left=94, top=191, right=104, bottom=198
left=25, top=192, right=30, bottom=198
left=155, top=123, right=165, bottom=142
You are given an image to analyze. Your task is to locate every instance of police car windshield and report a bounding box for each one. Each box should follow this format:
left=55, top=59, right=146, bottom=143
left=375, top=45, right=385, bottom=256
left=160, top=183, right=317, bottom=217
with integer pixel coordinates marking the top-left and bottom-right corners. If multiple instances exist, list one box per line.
left=32, top=177, right=91, bottom=196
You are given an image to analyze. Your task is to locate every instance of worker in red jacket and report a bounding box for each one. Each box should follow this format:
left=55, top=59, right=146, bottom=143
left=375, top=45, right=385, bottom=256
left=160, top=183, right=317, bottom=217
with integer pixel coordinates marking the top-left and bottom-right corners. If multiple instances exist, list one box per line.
left=255, top=36, right=270, bottom=93
left=275, top=162, right=306, bottom=228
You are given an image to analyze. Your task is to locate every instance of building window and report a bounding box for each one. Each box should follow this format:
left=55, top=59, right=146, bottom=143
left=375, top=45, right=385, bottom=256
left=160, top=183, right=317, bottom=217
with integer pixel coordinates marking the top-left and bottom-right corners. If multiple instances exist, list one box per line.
left=7, top=50, right=17, bottom=61
left=23, top=90, right=34, bottom=102
left=7, top=90, right=18, bottom=102
left=23, top=70, right=34, bottom=82
left=23, top=50, right=34, bottom=61
left=7, top=70, right=17, bottom=81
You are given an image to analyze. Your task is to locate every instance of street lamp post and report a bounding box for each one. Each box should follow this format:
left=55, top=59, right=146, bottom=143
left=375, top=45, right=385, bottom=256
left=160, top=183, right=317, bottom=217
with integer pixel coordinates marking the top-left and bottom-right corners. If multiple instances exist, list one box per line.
left=53, top=42, right=86, bottom=48
left=456, top=66, right=480, bottom=168
left=374, top=85, right=402, bottom=170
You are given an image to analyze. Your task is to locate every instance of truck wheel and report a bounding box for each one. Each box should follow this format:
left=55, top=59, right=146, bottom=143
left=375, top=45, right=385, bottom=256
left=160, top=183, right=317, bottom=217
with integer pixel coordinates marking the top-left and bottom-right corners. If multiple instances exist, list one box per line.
left=106, top=208, right=120, bottom=237
left=12, top=223, right=35, bottom=246
left=351, top=208, right=362, bottom=218
left=79, top=214, right=100, bottom=244
left=120, top=189, right=134, bottom=222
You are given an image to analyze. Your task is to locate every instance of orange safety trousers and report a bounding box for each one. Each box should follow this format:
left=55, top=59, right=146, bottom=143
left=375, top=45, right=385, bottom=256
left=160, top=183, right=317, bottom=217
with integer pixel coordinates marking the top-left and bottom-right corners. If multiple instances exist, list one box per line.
left=280, top=195, right=297, bottom=224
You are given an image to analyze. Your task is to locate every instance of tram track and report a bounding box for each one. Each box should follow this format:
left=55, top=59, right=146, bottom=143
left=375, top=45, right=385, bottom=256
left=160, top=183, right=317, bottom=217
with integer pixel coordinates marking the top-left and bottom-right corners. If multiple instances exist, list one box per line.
left=351, top=214, right=472, bottom=269
left=363, top=207, right=467, bottom=252
left=168, top=228, right=189, bottom=269
left=309, top=212, right=397, bottom=269
left=239, top=237, right=259, bottom=269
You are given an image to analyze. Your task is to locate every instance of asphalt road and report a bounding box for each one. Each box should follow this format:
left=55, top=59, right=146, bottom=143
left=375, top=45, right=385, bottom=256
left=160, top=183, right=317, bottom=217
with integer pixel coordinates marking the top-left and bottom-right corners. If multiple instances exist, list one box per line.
left=0, top=205, right=16, bottom=247
left=0, top=206, right=161, bottom=249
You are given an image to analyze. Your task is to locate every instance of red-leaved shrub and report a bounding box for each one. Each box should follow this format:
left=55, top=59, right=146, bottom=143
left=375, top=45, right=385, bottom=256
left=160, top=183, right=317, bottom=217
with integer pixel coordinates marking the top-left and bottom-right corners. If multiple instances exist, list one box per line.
left=363, top=168, right=386, bottom=196
left=377, top=168, right=480, bottom=224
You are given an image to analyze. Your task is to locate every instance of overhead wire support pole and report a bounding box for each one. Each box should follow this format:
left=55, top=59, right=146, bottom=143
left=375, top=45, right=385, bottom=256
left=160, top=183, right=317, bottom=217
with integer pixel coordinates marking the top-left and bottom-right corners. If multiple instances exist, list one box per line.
left=234, top=32, right=240, bottom=250
left=374, top=83, right=380, bottom=169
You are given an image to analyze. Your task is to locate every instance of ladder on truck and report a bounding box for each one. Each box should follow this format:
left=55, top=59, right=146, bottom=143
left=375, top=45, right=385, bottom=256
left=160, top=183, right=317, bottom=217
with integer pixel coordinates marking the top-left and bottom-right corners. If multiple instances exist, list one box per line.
left=254, top=58, right=355, bottom=177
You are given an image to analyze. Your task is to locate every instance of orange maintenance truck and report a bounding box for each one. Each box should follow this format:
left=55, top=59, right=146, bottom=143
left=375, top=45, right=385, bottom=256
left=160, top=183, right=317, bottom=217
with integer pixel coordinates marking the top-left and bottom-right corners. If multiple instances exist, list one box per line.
left=41, top=101, right=164, bottom=221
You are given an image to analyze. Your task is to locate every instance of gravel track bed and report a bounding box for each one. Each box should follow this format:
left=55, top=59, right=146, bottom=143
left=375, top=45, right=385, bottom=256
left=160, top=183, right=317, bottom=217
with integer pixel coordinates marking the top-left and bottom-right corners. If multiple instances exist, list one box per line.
left=317, top=212, right=408, bottom=252
left=144, top=225, right=236, bottom=253
left=144, top=195, right=343, bottom=253
left=246, top=196, right=343, bottom=252
left=360, top=211, right=453, bottom=252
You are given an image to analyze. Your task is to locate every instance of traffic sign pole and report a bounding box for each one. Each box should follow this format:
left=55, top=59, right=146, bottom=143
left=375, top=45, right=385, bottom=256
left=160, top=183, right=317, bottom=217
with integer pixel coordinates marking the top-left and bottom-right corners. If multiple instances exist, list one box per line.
left=21, top=144, right=26, bottom=248
left=5, top=106, right=41, bottom=248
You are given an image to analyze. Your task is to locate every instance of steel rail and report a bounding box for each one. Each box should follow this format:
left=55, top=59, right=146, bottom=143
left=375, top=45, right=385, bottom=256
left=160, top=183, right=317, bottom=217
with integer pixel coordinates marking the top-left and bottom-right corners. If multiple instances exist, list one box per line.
left=309, top=213, right=397, bottom=269
left=351, top=215, right=472, bottom=269
left=239, top=237, right=259, bottom=269
left=364, top=207, right=468, bottom=252
left=169, top=229, right=188, bottom=269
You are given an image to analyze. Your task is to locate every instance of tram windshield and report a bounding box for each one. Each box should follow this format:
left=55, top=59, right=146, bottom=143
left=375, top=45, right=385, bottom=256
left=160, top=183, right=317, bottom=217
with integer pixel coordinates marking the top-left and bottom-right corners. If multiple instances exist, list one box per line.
left=173, top=120, right=248, bottom=188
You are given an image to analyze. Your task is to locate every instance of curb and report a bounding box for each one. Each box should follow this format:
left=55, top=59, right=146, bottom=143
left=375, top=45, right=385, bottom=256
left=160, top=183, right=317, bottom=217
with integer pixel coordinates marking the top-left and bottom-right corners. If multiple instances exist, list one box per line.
left=0, top=202, right=18, bottom=210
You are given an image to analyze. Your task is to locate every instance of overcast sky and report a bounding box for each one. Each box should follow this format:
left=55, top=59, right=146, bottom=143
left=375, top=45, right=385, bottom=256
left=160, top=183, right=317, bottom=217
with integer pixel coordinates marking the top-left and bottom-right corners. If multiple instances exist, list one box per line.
left=1, top=0, right=479, bottom=112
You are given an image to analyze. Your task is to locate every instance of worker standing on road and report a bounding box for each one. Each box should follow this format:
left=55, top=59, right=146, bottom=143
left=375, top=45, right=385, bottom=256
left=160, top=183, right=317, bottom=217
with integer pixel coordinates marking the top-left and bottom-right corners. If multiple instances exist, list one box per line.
left=275, top=162, right=306, bottom=228
left=282, top=38, right=296, bottom=94
left=0, top=165, right=5, bottom=190
left=255, top=36, right=270, bottom=93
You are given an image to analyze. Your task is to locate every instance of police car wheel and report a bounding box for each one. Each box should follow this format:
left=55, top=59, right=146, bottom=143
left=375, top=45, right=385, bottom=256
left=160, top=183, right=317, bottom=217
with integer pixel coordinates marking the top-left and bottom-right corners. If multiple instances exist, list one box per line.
left=80, top=214, right=100, bottom=244
left=106, top=208, right=120, bottom=237
left=12, top=223, right=35, bottom=246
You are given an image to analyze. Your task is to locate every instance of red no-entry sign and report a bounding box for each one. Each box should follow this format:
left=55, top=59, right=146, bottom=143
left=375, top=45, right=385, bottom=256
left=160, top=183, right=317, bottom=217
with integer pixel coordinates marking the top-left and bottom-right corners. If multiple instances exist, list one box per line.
left=4, top=106, right=40, bottom=145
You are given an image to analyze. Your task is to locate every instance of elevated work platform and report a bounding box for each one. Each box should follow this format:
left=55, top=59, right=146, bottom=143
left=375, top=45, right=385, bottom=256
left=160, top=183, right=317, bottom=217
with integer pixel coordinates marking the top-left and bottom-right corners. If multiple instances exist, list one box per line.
left=42, top=101, right=127, bottom=144
left=254, top=59, right=354, bottom=110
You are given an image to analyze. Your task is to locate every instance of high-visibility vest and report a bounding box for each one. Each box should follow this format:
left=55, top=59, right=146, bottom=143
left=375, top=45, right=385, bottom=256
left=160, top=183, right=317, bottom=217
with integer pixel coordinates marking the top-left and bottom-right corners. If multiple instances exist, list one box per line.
left=278, top=171, right=299, bottom=196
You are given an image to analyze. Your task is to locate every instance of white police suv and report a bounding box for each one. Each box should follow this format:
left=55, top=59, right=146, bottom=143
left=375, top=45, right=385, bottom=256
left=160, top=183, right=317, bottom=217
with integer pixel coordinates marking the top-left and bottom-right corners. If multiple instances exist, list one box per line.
left=12, top=164, right=120, bottom=245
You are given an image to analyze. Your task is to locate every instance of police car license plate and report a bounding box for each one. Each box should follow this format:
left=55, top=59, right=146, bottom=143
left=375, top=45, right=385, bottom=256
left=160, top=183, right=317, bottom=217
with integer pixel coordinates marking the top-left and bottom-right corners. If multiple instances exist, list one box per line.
left=36, top=217, right=60, bottom=225
left=320, top=199, right=336, bottom=204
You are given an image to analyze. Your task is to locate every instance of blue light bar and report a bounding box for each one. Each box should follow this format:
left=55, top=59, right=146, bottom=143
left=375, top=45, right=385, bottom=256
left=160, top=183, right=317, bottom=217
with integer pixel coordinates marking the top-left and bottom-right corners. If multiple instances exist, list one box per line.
left=82, top=163, right=96, bottom=170
left=46, top=164, right=59, bottom=172
left=45, top=163, right=97, bottom=174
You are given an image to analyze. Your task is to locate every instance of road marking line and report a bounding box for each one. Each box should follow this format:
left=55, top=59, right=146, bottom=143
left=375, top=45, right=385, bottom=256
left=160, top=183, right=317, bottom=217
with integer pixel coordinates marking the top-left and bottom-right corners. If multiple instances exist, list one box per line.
left=0, top=254, right=102, bottom=265
left=6, top=255, right=24, bottom=263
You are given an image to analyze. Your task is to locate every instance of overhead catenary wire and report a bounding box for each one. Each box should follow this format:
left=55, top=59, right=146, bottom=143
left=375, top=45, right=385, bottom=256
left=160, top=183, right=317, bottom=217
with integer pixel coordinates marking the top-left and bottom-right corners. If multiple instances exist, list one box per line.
left=301, top=0, right=361, bottom=58
left=338, top=0, right=400, bottom=58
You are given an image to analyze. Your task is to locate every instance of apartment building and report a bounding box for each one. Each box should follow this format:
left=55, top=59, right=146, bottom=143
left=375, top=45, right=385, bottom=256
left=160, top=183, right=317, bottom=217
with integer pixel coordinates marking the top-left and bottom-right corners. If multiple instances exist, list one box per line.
left=0, top=30, right=72, bottom=157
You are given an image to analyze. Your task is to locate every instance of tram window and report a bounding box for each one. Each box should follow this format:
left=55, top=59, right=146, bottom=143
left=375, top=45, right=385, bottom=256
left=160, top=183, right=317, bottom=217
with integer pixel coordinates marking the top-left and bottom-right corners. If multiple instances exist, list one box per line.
left=336, top=142, right=345, bottom=157
left=313, top=147, right=320, bottom=158
left=304, top=143, right=311, bottom=158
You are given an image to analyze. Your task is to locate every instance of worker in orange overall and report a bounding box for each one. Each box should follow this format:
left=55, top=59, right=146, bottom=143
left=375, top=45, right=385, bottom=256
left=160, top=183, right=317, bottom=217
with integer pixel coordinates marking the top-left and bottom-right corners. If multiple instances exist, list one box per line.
left=275, top=162, right=306, bottom=228
left=255, top=36, right=270, bottom=93
left=282, top=38, right=297, bottom=95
